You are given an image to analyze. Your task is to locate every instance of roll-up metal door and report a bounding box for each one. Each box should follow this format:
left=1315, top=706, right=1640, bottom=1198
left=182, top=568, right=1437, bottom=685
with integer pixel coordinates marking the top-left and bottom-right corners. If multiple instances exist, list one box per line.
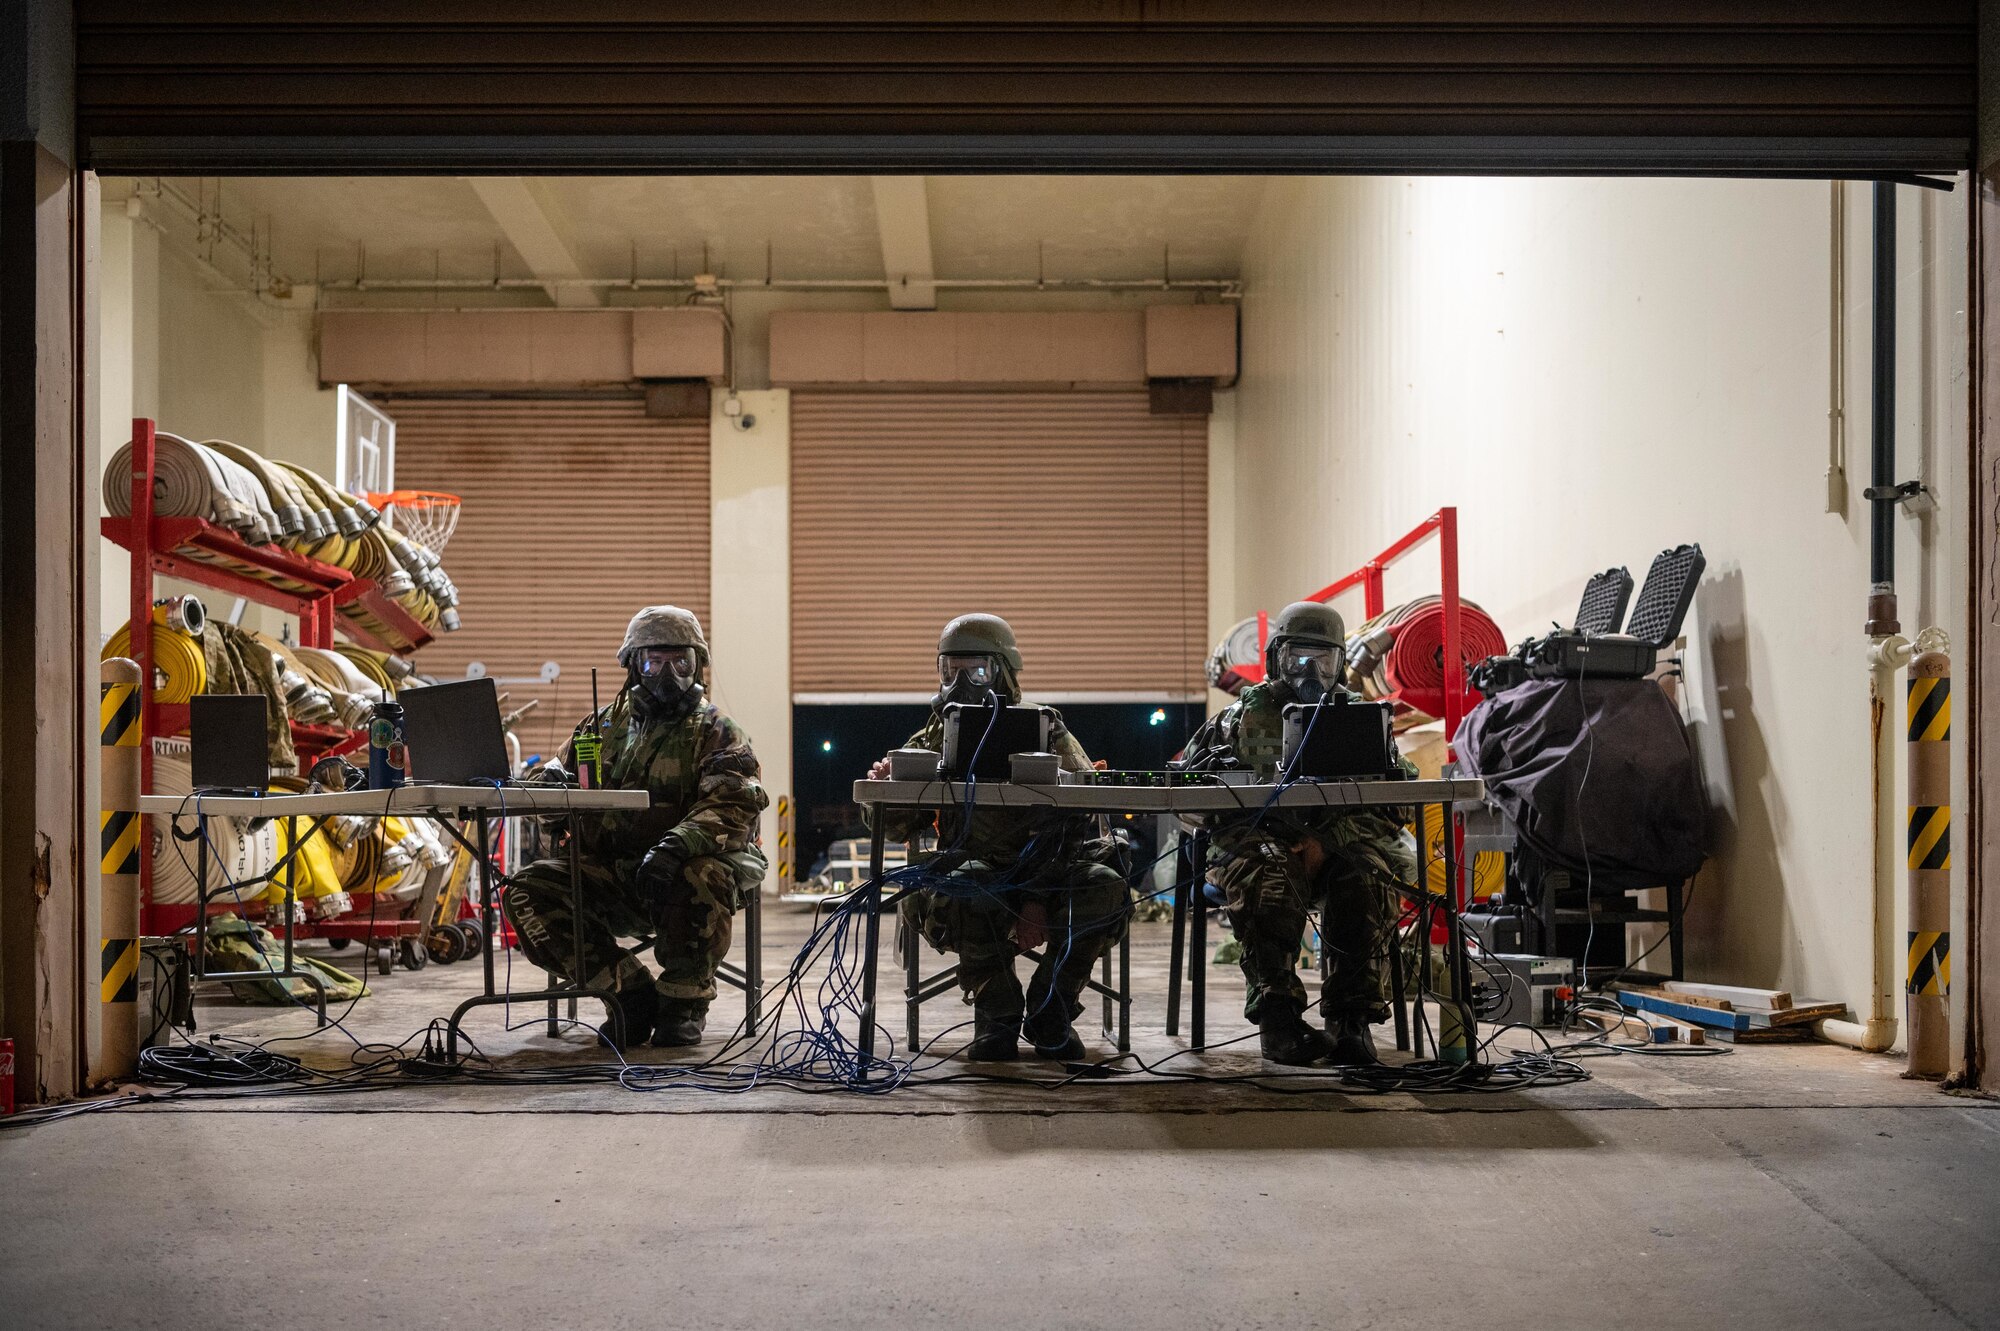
left=76, top=5, right=1978, bottom=176
left=792, top=392, right=1206, bottom=700
left=387, top=397, right=710, bottom=759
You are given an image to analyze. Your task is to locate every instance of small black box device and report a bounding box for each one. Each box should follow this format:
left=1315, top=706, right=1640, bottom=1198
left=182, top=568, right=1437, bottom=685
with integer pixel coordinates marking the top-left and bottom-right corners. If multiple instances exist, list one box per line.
left=189, top=694, right=270, bottom=793
left=1280, top=696, right=1396, bottom=779
left=939, top=703, right=1051, bottom=780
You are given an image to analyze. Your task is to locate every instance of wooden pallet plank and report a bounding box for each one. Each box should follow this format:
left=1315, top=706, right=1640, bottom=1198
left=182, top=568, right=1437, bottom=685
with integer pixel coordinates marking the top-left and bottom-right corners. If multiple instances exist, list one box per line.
left=1664, top=981, right=1793, bottom=1011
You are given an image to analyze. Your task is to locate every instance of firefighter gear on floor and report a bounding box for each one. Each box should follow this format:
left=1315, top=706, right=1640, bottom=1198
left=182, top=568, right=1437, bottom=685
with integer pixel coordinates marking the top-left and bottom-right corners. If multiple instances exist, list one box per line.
left=874, top=615, right=1131, bottom=1061
left=503, top=607, right=767, bottom=1035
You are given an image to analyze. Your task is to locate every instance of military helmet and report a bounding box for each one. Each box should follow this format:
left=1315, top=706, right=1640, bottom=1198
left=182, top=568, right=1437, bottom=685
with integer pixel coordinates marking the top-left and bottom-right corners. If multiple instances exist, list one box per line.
left=936, top=613, right=1023, bottom=674
left=1264, top=600, right=1346, bottom=681
left=619, top=604, right=709, bottom=668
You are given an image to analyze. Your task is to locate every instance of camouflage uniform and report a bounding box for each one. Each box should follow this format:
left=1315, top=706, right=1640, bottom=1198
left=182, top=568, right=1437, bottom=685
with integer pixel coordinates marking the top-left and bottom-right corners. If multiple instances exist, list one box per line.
left=503, top=687, right=768, bottom=1006
left=874, top=710, right=1131, bottom=1025
left=1183, top=681, right=1417, bottom=1023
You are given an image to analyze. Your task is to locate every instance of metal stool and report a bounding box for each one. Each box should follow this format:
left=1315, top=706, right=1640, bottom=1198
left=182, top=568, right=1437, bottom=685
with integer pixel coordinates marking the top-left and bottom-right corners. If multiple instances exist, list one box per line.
left=900, top=896, right=1134, bottom=1055
left=555, top=884, right=765, bottom=1037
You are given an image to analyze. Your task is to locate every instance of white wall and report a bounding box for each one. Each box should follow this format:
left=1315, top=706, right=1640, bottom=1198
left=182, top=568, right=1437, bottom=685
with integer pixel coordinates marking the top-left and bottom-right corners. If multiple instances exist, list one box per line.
left=707, top=389, right=792, bottom=886
left=1234, top=176, right=1968, bottom=1033
left=96, top=198, right=339, bottom=641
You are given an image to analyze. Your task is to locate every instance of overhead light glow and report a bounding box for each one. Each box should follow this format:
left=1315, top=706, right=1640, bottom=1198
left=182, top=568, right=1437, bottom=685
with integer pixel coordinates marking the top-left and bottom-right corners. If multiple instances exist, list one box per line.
left=1148, top=708, right=1168, bottom=726
left=820, top=740, right=834, bottom=752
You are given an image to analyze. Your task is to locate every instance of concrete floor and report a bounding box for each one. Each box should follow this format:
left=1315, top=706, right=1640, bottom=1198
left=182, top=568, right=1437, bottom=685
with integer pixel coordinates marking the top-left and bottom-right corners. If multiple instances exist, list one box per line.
left=4, top=908, right=1997, bottom=1329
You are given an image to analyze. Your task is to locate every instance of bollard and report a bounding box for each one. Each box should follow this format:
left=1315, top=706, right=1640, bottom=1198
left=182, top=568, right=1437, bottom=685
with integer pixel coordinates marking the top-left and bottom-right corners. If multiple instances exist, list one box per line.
left=775, top=795, right=792, bottom=885
left=1904, top=648, right=1951, bottom=1077
left=94, top=658, right=144, bottom=1085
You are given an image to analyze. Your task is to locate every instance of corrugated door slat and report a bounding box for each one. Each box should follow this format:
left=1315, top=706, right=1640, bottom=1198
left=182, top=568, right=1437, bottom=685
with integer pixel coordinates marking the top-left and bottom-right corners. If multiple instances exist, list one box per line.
left=792, top=392, right=1205, bottom=697
left=78, top=6, right=1977, bottom=174
left=388, top=397, right=709, bottom=759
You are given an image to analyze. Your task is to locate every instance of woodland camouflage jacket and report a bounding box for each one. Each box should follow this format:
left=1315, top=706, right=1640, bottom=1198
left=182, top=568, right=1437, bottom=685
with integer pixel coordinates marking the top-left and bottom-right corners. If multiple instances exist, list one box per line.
left=561, top=689, right=767, bottom=877
left=870, top=707, right=1103, bottom=868
left=1183, top=681, right=1418, bottom=883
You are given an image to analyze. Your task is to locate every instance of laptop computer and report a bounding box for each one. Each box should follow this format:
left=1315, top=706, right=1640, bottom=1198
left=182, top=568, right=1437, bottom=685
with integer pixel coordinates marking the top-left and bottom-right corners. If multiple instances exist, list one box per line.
left=939, top=702, right=1052, bottom=780
left=189, top=694, right=271, bottom=793
left=400, top=678, right=511, bottom=785
left=1280, top=695, right=1396, bottom=780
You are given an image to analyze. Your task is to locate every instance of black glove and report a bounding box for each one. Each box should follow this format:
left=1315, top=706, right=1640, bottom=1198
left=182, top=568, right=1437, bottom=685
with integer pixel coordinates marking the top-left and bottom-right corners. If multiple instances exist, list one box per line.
left=637, top=838, right=689, bottom=918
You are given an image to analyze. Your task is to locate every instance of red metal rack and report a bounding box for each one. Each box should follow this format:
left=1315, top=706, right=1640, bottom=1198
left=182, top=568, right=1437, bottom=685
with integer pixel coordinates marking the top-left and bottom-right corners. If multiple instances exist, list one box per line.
left=1305, top=506, right=1477, bottom=921
left=104, top=417, right=427, bottom=944
left=1305, top=506, right=1473, bottom=742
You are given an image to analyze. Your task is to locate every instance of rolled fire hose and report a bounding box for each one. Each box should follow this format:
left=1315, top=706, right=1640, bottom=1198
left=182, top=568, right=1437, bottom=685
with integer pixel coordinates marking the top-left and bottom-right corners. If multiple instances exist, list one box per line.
left=103, top=432, right=280, bottom=545
left=292, top=646, right=383, bottom=729
left=333, top=644, right=407, bottom=695
left=103, top=605, right=208, bottom=704
left=252, top=632, right=341, bottom=726
left=147, top=743, right=277, bottom=907
left=1344, top=596, right=1508, bottom=719
left=201, top=438, right=311, bottom=541
left=107, top=430, right=456, bottom=633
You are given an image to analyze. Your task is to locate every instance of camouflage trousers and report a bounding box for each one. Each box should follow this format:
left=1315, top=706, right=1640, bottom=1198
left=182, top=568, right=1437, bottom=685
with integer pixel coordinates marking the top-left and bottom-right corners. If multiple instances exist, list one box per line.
left=900, top=858, right=1131, bottom=1021
left=503, top=848, right=764, bottom=1005
left=1207, top=839, right=1389, bottom=1024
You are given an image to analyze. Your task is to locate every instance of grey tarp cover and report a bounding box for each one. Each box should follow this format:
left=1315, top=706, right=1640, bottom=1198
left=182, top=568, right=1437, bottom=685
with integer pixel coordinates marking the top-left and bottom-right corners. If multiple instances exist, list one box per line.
left=1459, top=677, right=1708, bottom=892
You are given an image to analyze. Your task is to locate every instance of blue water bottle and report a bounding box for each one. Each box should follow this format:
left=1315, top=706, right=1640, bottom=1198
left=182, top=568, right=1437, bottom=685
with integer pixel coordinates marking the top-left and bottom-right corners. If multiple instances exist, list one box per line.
left=367, top=700, right=407, bottom=789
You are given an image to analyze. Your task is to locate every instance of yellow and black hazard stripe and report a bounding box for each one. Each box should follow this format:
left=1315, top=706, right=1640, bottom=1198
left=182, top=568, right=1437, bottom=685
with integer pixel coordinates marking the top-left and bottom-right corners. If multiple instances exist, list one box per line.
left=100, top=677, right=143, bottom=875
left=101, top=937, right=139, bottom=1004
left=1907, top=805, right=1951, bottom=871
left=1907, top=930, right=1951, bottom=996
left=101, top=808, right=140, bottom=877
left=775, top=795, right=792, bottom=880
left=1907, top=676, right=1950, bottom=743
left=100, top=679, right=141, bottom=748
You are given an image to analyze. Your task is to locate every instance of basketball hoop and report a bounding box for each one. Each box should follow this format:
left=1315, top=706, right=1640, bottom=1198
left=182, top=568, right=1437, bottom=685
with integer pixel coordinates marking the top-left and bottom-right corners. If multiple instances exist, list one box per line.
left=367, top=490, right=462, bottom=553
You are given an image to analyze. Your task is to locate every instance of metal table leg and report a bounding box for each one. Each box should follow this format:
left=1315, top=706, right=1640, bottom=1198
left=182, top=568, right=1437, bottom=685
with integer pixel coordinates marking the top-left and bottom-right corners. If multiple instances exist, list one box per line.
left=1166, top=838, right=1188, bottom=1038
left=746, top=882, right=763, bottom=1037
left=1442, top=799, right=1480, bottom=1069
left=446, top=803, right=623, bottom=1061
left=1387, top=902, right=1410, bottom=1052
left=567, top=812, right=582, bottom=1027
left=1117, top=918, right=1131, bottom=1053
left=1191, top=829, right=1208, bottom=1050
left=1100, top=946, right=1113, bottom=1036
left=903, top=890, right=921, bottom=1052
left=185, top=811, right=329, bottom=1028
left=478, top=813, right=497, bottom=999
left=857, top=813, right=886, bottom=1074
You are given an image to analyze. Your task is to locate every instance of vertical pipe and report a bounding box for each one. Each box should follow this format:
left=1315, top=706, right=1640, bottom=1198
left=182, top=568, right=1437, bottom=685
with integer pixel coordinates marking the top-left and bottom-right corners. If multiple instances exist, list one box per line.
left=1866, top=182, right=1901, bottom=634
left=1823, top=181, right=1906, bottom=1054
left=93, top=658, right=143, bottom=1085
left=1827, top=181, right=1849, bottom=514
left=1906, top=649, right=1952, bottom=1076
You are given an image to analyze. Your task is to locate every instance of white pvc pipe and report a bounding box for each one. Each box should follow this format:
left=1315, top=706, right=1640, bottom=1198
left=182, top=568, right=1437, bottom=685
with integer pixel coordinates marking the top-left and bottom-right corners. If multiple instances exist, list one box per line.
left=1855, top=640, right=1910, bottom=1054
left=1818, top=1017, right=1898, bottom=1052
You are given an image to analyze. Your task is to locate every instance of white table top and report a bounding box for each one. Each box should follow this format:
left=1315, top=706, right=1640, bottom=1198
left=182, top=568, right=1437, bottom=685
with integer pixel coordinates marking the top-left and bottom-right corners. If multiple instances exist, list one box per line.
left=138, top=784, right=651, bottom=818
left=852, top=776, right=1481, bottom=814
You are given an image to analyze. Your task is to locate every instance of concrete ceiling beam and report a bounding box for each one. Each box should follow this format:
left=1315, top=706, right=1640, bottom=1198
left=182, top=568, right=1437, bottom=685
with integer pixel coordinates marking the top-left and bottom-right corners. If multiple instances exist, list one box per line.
left=870, top=176, right=937, bottom=310
left=462, top=177, right=601, bottom=308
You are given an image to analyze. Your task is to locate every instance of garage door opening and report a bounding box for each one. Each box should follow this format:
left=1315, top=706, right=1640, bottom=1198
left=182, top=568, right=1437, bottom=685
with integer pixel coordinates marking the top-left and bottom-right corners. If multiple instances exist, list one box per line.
left=59, top=166, right=1979, bottom=1115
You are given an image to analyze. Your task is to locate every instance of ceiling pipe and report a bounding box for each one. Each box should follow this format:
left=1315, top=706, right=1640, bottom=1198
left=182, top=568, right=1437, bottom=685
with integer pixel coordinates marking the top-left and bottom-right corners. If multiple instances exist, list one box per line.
left=310, top=274, right=1242, bottom=295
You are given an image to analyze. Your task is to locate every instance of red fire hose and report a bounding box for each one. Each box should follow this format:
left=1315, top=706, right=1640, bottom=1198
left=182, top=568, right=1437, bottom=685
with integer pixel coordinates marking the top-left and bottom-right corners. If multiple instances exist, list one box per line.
left=1370, top=596, right=1506, bottom=720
